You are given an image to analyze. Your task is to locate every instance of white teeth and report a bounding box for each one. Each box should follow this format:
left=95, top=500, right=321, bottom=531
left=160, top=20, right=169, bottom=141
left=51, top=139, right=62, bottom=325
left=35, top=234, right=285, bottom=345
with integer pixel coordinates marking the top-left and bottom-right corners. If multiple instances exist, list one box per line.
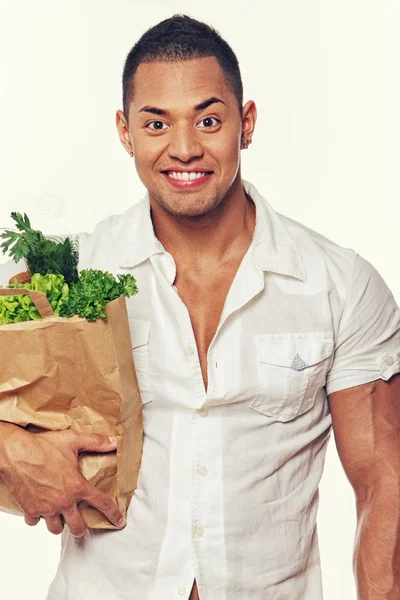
left=167, top=171, right=209, bottom=180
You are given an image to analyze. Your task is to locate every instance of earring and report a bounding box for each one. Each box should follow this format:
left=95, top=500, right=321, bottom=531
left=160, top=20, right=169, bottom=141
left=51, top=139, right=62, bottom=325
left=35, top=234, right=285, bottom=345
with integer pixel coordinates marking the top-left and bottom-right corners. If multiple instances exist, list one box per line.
left=242, top=138, right=253, bottom=149
left=130, top=151, right=133, bottom=157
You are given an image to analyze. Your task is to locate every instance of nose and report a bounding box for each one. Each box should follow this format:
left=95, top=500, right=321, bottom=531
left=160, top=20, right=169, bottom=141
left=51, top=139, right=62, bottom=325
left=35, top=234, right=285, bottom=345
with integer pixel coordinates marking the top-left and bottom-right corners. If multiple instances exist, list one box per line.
left=168, top=124, right=203, bottom=162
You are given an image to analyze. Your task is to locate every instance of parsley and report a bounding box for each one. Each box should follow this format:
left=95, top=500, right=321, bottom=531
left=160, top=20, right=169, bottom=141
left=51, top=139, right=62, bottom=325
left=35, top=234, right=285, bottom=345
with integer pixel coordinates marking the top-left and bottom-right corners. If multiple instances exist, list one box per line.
left=58, top=269, right=138, bottom=322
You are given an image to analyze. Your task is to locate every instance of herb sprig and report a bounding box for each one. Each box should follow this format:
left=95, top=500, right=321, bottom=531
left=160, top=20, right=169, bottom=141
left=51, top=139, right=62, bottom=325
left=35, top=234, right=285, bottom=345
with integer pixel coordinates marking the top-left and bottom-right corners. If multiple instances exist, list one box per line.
left=0, top=212, right=79, bottom=284
left=0, top=213, right=139, bottom=324
left=59, top=269, right=138, bottom=322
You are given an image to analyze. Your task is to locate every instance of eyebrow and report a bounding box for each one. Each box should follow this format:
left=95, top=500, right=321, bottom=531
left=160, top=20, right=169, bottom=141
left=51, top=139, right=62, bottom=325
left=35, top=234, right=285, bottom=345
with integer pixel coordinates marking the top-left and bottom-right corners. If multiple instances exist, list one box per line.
left=138, top=96, right=225, bottom=116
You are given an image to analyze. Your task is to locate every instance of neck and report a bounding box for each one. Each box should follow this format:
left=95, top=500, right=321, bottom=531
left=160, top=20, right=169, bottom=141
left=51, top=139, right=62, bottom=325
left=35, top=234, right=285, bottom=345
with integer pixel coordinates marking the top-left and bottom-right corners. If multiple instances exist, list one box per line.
left=149, top=179, right=256, bottom=270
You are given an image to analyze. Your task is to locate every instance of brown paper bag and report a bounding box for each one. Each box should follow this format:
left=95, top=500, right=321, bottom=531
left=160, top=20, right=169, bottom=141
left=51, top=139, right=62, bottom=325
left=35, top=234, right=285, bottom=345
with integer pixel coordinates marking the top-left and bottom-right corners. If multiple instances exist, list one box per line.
left=0, top=286, right=143, bottom=529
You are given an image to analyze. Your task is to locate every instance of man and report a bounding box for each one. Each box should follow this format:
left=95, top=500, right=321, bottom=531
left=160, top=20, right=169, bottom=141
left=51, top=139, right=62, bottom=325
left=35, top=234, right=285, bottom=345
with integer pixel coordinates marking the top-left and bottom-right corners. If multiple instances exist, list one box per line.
left=1, top=13, right=400, bottom=600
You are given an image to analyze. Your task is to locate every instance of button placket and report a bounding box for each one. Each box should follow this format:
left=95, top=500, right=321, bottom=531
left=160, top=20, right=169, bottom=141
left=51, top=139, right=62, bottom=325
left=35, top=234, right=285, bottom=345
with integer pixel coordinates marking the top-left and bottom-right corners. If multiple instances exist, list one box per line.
left=194, top=525, right=205, bottom=537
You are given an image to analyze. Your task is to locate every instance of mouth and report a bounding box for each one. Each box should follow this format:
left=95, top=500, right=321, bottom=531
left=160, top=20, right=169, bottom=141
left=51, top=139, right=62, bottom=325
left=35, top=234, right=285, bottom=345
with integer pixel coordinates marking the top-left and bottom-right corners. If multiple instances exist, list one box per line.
left=161, top=170, right=213, bottom=189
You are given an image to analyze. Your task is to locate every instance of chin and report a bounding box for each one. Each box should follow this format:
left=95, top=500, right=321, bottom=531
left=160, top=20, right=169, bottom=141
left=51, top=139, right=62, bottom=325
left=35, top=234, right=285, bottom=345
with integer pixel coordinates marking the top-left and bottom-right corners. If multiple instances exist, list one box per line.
left=152, top=190, right=222, bottom=219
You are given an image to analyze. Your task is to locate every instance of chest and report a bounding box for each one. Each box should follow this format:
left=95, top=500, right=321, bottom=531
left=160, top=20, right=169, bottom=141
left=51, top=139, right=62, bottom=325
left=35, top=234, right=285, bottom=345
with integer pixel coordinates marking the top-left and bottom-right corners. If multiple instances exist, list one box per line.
left=174, top=266, right=240, bottom=391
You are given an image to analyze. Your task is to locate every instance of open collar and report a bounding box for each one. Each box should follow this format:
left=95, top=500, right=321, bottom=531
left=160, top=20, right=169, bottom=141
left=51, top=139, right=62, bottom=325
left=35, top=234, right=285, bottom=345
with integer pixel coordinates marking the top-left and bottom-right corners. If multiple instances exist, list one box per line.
left=118, top=180, right=306, bottom=282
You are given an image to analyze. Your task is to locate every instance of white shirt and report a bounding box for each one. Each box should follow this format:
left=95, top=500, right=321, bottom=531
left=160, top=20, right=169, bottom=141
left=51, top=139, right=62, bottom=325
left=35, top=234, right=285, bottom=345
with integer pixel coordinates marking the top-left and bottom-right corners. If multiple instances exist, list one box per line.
left=2, top=180, right=400, bottom=599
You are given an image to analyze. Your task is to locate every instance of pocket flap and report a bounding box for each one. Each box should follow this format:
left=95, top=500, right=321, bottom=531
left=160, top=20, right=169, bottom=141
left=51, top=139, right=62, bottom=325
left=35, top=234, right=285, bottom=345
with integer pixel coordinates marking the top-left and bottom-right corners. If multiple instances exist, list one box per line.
left=257, top=332, right=333, bottom=368
left=129, top=318, right=150, bottom=348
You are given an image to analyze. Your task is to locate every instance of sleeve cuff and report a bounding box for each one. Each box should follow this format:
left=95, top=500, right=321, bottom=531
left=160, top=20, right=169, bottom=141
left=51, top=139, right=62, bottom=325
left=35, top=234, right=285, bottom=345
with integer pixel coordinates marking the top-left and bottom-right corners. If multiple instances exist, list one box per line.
left=326, top=354, right=400, bottom=395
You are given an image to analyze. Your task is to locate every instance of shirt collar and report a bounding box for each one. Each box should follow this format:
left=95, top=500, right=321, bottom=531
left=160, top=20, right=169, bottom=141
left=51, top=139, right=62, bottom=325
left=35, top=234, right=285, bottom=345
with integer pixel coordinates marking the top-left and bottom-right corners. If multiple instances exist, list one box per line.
left=118, top=180, right=306, bottom=282
left=118, top=192, right=163, bottom=268
left=244, top=179, right=306, bottom=281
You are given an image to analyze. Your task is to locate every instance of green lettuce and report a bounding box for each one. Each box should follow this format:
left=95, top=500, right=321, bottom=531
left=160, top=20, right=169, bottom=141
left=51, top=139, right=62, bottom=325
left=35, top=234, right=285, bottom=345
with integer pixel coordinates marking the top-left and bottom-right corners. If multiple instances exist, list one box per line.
left=0, top=273, right=69, bottom=325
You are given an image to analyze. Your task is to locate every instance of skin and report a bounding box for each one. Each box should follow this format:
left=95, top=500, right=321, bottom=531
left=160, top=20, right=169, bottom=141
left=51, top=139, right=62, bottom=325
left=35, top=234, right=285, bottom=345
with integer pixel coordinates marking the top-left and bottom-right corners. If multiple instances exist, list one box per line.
left=328, top=374, right=400, bottom=599
left=116, top=57, right=257, bottom=270
left=0, top=423, right=125, bottom=536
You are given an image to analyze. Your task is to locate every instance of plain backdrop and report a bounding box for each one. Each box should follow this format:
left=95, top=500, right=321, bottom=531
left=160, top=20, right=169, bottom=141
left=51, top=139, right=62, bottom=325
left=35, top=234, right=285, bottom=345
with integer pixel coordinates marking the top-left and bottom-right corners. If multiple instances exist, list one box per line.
left=0, top=1, right=399, bottom=598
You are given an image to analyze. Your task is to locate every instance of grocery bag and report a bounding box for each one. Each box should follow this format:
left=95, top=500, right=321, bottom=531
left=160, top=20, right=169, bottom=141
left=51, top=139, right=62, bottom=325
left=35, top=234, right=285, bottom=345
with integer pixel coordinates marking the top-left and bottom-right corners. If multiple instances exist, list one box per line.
left=0, top=286, right=143, bottom=529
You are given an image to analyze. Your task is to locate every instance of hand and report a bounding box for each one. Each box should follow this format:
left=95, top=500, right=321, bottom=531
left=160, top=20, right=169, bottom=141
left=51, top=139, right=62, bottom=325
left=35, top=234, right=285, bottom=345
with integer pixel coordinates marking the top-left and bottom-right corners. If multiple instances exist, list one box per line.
left=1, top=428, right=125, bottom=538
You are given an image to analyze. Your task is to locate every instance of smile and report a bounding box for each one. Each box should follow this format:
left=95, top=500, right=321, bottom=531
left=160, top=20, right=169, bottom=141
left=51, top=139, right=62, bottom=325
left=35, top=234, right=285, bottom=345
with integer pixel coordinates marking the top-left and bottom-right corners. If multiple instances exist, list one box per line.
left=167, top=171, right=211, bottom=181
left=162, top=171, right=213, bottom=189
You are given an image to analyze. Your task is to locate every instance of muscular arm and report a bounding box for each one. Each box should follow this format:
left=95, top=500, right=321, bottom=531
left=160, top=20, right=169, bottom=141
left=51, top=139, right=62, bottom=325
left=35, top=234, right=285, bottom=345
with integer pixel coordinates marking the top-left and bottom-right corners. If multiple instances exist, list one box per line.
left=328, top=374, right=400, bottom=600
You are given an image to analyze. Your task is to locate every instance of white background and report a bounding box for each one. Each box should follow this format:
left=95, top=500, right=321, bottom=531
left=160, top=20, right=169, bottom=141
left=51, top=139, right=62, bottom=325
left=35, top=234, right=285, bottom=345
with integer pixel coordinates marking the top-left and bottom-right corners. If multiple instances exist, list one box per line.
left=0, top=1, right=399, bottom=598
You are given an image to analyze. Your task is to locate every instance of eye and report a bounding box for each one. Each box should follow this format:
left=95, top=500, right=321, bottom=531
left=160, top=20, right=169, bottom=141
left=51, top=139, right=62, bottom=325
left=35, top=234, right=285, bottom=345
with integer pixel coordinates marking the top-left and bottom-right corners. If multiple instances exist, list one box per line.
left=197, top=117, right=220, bottom=128
left=146, top=121, right=169, bottom=131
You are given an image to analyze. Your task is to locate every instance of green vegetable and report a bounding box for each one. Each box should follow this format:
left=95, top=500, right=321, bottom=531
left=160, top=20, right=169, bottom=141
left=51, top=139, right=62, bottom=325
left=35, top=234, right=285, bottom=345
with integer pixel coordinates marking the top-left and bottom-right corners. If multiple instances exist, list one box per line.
left=0, top=273, right=69, bottom=325
left=59, top=269, right=138, bottom=322
left=0, top=213, right=139, bottom=325
left=0, top=212, right=79, bottom=284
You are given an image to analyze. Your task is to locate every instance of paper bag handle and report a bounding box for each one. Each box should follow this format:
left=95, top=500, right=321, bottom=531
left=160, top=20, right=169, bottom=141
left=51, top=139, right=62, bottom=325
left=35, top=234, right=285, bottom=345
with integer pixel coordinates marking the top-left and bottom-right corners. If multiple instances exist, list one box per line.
left=0, top=288, right=55, bottom=318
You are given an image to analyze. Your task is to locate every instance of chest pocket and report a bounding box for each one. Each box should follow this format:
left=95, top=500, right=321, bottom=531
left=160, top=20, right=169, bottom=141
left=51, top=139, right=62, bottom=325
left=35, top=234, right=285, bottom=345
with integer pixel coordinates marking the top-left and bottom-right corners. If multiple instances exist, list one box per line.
left=250, top=332, right=333, bottom=422
left=128, top=318, right=152, bottom=405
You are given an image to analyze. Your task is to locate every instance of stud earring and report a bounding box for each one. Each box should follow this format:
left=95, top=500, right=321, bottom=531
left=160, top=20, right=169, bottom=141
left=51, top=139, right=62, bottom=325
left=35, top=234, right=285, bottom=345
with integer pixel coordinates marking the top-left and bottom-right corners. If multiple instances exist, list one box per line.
left=130, top=151, right=133, bottom=157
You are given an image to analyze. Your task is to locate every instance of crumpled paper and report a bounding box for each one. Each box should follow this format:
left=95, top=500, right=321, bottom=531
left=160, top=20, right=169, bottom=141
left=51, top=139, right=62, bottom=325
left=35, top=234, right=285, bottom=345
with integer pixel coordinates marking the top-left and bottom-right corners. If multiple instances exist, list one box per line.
left=0, top=285, right=143, bottom=529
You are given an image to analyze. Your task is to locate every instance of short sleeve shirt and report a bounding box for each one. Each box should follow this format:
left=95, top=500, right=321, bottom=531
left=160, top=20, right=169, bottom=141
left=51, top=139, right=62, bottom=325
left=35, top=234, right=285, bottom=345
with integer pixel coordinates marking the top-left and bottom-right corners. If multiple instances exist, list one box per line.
left=2, top=179, right=399, bottom=599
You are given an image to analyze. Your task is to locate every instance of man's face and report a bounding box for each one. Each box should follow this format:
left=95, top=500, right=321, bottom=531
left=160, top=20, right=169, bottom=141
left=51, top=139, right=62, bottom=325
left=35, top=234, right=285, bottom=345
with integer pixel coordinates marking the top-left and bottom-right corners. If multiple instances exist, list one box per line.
left=117, top=57, right=254, bottom=219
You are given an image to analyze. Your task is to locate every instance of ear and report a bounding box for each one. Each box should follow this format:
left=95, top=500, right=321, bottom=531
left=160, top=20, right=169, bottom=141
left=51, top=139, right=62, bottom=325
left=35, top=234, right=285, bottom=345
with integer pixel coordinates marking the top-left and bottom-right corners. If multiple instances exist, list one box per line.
left=115, top=109, right=134, bottom=156
left=241, top=100, right=257, bottom=144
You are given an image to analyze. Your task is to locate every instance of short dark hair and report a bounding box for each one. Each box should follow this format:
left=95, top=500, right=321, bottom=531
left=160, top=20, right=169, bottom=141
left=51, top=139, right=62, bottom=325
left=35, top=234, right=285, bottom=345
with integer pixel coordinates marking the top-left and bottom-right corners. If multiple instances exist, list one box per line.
left=122, top=14, right=243, bottom=121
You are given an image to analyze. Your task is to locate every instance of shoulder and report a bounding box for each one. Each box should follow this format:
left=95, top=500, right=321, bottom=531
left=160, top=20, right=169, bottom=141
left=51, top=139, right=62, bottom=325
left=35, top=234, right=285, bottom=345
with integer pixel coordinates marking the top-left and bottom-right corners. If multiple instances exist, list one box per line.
left=79, top=202, right=141, bottom=246
left=275, top=210, right=393, bottom=315
left=278, top=211, right=357, bottom=269
left=0, top=257, right=27, bottom=287
left=77, top=202, right=142, bottom=271
left=276, top=211, right=359, bottom=295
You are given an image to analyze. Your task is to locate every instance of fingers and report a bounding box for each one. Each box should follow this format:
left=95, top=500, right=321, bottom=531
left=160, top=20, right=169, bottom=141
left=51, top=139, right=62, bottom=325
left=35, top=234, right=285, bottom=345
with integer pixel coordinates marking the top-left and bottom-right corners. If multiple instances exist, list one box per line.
left=24, top=514, right=41, bottom=526
left=24, top=506, right=86, bottom=539
left=43, top=514, right=64, bottom=535
left=70, top=432, right=118, bottom=454
left=62, top=504, right=87, bottom=539
left=80, top=484, right=125, bottom=527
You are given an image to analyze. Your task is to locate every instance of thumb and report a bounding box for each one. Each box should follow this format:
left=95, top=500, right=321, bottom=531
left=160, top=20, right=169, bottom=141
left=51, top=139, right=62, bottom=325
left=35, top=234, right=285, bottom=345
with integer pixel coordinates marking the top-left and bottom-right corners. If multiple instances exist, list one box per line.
left=73, top=433, right=117, bottom=453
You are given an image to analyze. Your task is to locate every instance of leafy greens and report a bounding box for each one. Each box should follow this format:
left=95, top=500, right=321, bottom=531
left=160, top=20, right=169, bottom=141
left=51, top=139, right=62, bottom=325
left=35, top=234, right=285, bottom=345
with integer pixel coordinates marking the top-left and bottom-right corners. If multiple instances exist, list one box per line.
left=59, top=269, right=138, bottom=322
left=0, top=213, right=138, bottom=324
left=0, top=273, right=69, bottom=324
left=0, top=212, right=79, bottom=284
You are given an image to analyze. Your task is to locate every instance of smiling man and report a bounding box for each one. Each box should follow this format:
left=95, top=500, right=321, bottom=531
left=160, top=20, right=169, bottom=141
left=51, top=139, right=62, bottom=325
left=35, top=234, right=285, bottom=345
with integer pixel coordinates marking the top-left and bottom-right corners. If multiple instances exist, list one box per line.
left=1, top=13, right=400, bottom=600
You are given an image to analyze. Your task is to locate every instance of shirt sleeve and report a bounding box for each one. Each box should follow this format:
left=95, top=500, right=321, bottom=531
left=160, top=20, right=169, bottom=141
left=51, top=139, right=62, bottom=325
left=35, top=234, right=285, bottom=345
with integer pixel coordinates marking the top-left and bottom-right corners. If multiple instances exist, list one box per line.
left=0, top=257, right=27, bottom=287
left=326, top=254, right=400, bottom=395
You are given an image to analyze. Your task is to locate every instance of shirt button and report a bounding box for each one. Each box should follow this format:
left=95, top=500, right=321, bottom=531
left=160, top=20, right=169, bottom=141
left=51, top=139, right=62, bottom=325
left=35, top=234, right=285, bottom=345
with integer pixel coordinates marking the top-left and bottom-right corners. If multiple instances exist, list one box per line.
left=383, top=355, right=394, bottom=366
left=198, top=466, right=208, bottom=477
left=194, top=526, right=205, bottom=537
left=197, top=407, right=208, bottom=418
left=185, top=344, right=195, bottom=356
left=177, top=587, right=187, bottom=595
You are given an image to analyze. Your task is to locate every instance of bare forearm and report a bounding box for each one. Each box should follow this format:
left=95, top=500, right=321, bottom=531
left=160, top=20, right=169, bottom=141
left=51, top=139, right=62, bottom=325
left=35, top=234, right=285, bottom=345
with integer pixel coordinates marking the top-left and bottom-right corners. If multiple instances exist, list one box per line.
left=354, top=486, right=400, bottom=599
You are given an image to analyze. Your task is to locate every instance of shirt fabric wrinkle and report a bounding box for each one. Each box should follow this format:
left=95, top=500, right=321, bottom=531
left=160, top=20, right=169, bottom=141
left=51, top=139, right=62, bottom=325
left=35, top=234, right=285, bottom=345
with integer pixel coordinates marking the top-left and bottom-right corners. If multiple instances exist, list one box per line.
left=1, top=179, right=399, bottom=600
